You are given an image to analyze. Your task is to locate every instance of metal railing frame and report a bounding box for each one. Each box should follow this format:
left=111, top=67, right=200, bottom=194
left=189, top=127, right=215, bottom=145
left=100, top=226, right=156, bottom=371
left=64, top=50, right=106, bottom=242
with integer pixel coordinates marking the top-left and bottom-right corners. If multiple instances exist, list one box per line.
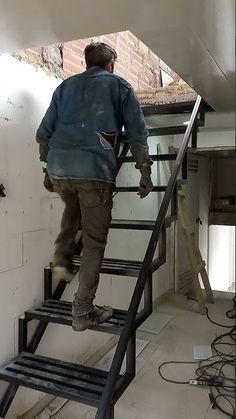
left=96, top=95, right=203, bottom=419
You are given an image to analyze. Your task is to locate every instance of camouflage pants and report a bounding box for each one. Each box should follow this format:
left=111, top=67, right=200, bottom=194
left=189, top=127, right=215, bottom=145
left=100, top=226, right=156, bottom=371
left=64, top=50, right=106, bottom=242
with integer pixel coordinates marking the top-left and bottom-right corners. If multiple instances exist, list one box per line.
left=52, top=179, right=113, bottom=315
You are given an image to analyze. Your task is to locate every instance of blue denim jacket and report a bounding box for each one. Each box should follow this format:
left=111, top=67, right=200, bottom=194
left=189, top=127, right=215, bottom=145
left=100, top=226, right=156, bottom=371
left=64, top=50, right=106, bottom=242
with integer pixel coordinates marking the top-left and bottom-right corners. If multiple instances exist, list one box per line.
left=36, top=67, right=149, bottom=183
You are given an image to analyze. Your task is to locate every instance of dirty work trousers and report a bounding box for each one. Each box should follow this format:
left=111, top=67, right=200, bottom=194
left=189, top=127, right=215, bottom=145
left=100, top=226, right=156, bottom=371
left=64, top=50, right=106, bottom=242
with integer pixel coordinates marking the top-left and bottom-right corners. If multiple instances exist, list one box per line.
left=52, top=179, right=113, bottom=315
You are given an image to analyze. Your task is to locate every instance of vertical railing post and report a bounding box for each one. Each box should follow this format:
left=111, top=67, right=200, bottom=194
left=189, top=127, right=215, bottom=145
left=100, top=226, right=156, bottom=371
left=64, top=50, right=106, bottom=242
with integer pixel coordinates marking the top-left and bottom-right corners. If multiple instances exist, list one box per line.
left=182, top=151, right=188, bottom=181
left=144, top=272, right=153, bottom=314
left=18, top=317, right=28, bottom=353
left=199, top=100, right=206, bottom=126
left=171, top=183, right=178, bottom=217
left=126, top=333, right=136, bottom=378
left=191, top=121, right=198, bottom=148
left=44, top=267, right=52, bottom=300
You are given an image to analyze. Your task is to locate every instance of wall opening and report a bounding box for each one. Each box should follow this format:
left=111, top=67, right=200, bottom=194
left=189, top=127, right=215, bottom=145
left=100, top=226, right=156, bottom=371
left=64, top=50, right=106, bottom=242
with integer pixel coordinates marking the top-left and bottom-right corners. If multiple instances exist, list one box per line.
left=209, top=225, right=235, bottom=292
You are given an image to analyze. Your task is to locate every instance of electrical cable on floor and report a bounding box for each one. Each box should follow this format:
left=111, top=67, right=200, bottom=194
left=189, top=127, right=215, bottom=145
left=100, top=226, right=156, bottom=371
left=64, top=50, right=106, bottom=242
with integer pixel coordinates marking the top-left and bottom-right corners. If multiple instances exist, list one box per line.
left=158, top=360, right=198, bottom=384
left=206, top=309, right=235, bottom=329
left=158, top=296, right=236, bottom=419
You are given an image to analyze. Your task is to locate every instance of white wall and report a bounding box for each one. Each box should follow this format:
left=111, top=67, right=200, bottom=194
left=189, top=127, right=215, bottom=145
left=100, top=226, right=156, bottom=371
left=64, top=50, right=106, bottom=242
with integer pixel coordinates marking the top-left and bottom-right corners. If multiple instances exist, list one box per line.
left=173, top=128, right=235, bottom=150
left=0, top=54, right=174, bottom=417
left=0, top=54, right=60, bottom=363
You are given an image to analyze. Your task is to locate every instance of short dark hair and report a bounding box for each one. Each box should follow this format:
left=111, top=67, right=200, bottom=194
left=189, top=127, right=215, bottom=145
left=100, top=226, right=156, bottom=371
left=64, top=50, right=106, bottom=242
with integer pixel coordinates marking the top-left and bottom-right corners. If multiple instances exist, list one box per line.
left=84, top=42, right=117, bottom=69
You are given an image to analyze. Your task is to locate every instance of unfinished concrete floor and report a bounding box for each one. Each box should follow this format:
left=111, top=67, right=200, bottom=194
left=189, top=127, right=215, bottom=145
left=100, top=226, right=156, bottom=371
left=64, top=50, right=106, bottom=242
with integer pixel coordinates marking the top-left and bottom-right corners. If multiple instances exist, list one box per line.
left=37, top=292, right=235, bottom=419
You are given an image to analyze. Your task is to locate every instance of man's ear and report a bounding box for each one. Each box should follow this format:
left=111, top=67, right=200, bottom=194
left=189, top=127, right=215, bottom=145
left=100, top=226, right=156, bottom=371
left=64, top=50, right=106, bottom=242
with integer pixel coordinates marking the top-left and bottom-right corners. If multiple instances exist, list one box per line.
left=104, top=60, right=115, bottom=73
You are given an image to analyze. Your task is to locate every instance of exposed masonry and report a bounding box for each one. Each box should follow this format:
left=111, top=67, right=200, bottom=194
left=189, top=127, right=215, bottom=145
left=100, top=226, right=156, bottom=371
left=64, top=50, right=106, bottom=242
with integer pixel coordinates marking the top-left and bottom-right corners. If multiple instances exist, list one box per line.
left=12, top=44, right=65, bottom=79
left=137, top=84, right=197, bottom=105
left=12, top=31, right=196, bottom=104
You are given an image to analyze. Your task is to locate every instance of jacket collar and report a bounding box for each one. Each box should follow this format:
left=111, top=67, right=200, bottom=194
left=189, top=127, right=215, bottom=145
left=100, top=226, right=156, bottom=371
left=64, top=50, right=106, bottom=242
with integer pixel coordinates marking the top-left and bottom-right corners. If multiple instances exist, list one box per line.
left=83, top=66, right=110, bottom=76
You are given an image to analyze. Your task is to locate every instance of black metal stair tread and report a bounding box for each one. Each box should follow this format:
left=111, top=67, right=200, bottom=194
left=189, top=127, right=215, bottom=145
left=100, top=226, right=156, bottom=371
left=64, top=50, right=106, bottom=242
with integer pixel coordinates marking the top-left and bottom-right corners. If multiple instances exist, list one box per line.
left=110, top=219, right=155, bottom=230
left=115, top=186, right=166, bottom=192
left=0, top=352, right=123, bottom=407
left=120, top=153, right=176, bottom=163
left=25, top=300, right=127, bottom=334
left=142, top=101, right=213, bottom=116
left=148, top=125, right=186, bottom=137
left=115, top=179, right=186, bottom=193
left=72, top=256, right=142, bottom=277
left=142, top=101, right=195, bottom=116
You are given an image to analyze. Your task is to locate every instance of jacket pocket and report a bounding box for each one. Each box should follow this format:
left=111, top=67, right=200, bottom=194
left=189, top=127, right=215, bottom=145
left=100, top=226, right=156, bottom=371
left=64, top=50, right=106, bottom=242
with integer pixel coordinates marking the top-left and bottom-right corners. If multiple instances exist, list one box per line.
left=97, top=131, right=118, bottom=150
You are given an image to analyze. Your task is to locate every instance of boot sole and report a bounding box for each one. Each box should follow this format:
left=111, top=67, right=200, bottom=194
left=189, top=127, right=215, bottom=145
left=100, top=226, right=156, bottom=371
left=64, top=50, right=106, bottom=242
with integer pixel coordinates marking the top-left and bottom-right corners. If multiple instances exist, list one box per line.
left=72, top=309, right=114, bottom=332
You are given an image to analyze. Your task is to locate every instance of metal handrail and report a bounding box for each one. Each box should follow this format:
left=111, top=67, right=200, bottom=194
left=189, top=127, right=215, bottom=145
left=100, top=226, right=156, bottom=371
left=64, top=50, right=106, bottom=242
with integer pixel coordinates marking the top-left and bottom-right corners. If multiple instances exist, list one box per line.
left=96, top=95, right=203, bottom=419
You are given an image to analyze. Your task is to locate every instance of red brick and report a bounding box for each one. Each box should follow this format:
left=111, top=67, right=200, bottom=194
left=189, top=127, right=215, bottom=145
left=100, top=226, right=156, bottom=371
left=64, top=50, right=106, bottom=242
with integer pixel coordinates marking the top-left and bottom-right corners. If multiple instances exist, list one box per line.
left=63, top=50, right=82, bottom=63
left=72, top=38, right=87, bottom=44
left=118, top=41, right=131, bottom=56
left=18, top=29, right=184, bottom=91
left=68, top=43, right=84, bottom=54
left=72, top=39, right=89, bottom=47
left=117, top=31, right=128, bottom=42
left=106, top=33, right=117, bottom=42
left=114, top=62, right=128, bottom=76
left=131, top=50, right=143, bottom=63
left=126, top=74, right=139, bottom=85
left=101, top=35, right=117, bottom=48
left=116, top=70, right=127, bottom=79
left=119, top=51, right=131, bottom=64
left=138, top=41, right=149, bottom=55
left=63, top=60, right=83, bottom=74
left=130, top=66, right=140, bottom=77
left=127, top=33, right=139, bottom=48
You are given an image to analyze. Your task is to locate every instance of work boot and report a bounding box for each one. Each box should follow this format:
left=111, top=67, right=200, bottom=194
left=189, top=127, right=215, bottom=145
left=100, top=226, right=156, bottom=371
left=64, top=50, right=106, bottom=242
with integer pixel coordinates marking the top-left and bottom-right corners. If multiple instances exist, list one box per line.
left=72, top=305, right=113, bottom=332
left=52, top=265, right=76, bottom=283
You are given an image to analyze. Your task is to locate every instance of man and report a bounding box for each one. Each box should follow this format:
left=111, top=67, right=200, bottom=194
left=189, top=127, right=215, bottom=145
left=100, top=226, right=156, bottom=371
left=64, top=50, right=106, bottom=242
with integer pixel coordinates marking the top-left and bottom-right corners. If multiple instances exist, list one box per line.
left=36, top=42, right=153, bottom=331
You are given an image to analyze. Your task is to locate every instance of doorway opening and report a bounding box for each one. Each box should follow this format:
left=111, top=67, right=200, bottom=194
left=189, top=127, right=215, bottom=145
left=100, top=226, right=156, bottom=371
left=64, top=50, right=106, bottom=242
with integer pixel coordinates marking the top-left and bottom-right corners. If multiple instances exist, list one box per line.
left=209, top=225, right=235, bottom=292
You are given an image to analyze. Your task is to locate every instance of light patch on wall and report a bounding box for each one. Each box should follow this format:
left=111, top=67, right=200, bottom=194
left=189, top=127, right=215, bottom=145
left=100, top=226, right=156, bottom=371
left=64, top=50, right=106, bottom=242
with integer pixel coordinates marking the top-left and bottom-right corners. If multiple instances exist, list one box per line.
left=209, top=225, right=235, bottom=291
left=160, top=69, right=174, bottom=87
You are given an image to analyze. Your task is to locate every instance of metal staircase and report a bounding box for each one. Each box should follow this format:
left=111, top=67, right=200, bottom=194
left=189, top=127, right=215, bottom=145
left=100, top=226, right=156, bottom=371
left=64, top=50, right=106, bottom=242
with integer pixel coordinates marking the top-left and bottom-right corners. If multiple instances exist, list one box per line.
left=0, top=96, right=206, bottom=419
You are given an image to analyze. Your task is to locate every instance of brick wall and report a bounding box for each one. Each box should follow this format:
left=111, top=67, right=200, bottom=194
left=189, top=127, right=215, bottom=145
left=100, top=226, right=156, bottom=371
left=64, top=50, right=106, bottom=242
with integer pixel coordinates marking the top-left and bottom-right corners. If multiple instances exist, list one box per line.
left=13, top=31, right=180, bottom=91
left=63, top=31, right=167, bottom=90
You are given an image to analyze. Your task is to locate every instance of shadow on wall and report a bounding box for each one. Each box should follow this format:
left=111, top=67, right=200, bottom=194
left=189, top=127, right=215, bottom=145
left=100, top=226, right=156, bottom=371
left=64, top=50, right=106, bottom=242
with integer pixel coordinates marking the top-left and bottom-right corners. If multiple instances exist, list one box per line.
left=0, top=54, right=62, bottom=370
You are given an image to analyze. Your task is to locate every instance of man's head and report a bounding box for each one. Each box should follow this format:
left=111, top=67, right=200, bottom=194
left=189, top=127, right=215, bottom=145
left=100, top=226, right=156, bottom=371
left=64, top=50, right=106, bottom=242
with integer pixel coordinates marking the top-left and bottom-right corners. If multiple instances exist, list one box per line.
left=84, top=42, right=117, bottom=73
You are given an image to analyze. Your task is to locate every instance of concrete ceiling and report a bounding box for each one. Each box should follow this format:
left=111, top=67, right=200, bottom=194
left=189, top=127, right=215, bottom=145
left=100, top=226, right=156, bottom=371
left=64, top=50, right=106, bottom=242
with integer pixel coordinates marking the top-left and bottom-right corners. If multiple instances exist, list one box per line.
left=0, top=0, right=235, bottom=111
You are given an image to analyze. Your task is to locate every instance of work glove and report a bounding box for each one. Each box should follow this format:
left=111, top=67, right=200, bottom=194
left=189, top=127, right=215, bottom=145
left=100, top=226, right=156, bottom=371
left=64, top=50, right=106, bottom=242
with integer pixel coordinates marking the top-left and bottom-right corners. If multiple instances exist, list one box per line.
left=138, top=164, right=153, bottom=199
left=43, top=168, right=54, bottom=192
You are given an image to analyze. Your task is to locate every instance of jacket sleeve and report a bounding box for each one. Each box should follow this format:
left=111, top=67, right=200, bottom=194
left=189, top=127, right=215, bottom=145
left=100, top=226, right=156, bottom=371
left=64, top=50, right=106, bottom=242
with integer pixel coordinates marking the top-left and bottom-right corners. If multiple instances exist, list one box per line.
left=121, top=87, right=150, bottom=165
left=36, top=89, right=59, bottom=162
